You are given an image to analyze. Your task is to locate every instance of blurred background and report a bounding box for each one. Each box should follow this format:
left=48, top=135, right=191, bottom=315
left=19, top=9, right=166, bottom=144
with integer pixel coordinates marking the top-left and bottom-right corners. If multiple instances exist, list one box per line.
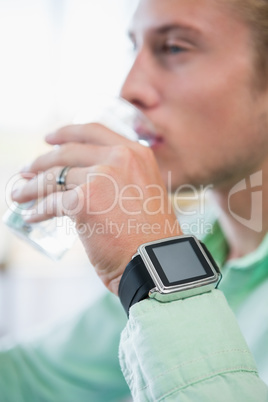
left=0, top=0, right=134, bottom=340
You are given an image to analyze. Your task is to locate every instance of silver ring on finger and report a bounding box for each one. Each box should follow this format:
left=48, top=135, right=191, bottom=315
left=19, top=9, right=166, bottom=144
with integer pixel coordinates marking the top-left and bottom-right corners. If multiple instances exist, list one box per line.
left=56, top=166, right=72, bottom=191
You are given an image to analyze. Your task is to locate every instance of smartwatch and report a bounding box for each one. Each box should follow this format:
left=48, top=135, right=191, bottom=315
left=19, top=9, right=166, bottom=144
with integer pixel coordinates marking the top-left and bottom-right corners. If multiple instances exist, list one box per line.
left=119, top=235, right=222, bottom=315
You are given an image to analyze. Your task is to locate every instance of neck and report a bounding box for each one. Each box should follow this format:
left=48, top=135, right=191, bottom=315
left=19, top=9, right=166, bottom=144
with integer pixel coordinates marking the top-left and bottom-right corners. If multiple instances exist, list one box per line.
left=210, top=160, right=268, bottom=261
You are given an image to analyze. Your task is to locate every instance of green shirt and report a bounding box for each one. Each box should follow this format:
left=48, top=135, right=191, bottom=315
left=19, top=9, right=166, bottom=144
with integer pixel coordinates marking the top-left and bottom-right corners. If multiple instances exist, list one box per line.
left=0, top=222, right=267, bottom=401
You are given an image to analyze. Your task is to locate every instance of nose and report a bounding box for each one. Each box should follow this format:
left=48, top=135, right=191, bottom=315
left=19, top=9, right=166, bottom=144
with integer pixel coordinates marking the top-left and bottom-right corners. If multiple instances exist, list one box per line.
left=120, top=50, right=160, bottom=111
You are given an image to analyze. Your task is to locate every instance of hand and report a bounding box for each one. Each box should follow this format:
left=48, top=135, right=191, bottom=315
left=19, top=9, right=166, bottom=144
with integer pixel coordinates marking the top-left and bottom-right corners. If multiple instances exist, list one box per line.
left=12, top=123, right=182, bottom=295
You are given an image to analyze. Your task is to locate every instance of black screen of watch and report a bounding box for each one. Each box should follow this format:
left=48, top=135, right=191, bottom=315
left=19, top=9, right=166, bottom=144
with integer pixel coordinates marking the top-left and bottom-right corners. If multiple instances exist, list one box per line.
left=145, top=237, right=216, bottom=287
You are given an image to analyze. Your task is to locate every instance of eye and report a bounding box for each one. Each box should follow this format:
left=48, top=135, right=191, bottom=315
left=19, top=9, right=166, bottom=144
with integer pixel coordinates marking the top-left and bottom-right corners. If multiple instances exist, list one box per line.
left=162, top=43, right=185, bottom=55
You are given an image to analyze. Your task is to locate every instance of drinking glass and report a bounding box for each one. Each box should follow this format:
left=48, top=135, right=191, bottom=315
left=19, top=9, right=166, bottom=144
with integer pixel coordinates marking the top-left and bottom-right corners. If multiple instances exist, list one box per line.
left=3, top=97, right=155, bottom=260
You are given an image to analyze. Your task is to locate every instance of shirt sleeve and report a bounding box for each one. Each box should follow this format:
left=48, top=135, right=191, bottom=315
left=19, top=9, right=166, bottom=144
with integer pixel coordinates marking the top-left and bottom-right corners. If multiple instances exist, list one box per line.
left=0, top=292, right=130, bottom=402
left=119, top=289, right=268, bottom=401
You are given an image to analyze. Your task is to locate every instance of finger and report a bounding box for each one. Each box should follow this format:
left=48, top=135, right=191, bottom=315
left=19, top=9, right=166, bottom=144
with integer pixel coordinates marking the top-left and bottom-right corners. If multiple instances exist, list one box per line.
left=20, top=142, right=111, bottom=176
left=12, top=166, right=89, bottom=204
left=45, top=123, right=132, bottom=147
left=22, top=187, right=84, bottom=223
left=21, top=167, right=113, bottom=224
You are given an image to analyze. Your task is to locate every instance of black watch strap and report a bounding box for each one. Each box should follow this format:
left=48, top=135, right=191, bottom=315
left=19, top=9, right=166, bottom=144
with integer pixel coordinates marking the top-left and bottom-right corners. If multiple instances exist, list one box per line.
left=118, top=255, right=154, bottom=316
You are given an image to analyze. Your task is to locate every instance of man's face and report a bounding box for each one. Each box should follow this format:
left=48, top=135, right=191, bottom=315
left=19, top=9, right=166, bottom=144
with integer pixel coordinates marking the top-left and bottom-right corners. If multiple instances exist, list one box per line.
left=120, top=0, right=268, bottom=191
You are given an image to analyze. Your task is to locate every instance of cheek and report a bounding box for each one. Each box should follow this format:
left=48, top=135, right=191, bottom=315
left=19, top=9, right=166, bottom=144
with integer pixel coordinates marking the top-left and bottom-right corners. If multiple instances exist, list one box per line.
left=165, top=69, right=258, bottom=152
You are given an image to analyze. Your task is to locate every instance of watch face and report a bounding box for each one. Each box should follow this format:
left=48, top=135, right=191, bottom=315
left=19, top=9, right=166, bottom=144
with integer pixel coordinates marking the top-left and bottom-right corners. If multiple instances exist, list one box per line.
left=142, top=236, right=218, bottom=288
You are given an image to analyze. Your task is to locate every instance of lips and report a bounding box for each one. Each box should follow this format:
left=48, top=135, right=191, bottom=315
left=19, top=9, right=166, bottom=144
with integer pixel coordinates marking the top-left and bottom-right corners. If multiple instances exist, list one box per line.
left=134, top=123, right=164, bottom=148
left=140, top=135, right=164, bottom=148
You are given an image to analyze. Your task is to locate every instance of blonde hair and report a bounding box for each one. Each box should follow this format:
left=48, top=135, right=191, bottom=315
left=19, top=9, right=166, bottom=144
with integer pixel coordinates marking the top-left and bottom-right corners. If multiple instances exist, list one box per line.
left=227, top=0, right=268, bottom=73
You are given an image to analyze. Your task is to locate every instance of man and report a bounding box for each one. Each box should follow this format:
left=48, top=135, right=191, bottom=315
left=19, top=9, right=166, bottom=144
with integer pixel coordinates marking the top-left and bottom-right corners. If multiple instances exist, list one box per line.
left=6, top=0, right=268, bottom=400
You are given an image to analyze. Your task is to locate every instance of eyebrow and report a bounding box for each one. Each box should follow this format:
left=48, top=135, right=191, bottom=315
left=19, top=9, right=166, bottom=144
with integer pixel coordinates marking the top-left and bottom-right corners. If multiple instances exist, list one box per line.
left=128, top=23, right=203, bottom=41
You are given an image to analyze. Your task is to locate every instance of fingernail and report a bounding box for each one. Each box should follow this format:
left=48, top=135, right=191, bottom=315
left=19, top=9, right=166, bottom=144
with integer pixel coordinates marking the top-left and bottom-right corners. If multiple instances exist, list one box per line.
left=20, top=164, right=31, bottom=173
left=23, top=215, right=35, bottom=223
left=22, top=207, right=36, bottom=221
left=45, top=132, right=55, bottom=141
left=11, top=188, right=19, bottom=200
